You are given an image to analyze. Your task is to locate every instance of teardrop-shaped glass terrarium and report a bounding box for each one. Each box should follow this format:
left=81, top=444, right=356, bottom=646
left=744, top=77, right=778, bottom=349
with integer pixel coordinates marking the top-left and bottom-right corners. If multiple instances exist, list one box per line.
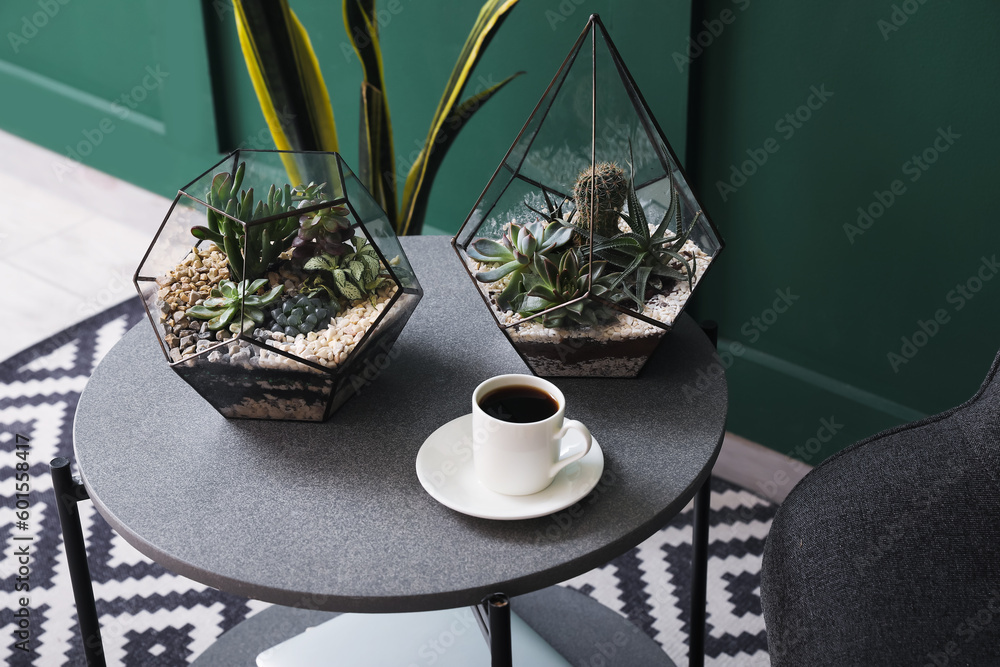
left=134, top=149, right=422, bottom=421
left=453, top=14, right=723, bottom=377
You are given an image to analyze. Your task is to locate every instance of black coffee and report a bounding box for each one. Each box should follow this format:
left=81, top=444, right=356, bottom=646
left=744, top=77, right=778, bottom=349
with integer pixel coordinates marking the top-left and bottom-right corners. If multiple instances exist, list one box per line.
left=478, top=385, right=559, bottom=424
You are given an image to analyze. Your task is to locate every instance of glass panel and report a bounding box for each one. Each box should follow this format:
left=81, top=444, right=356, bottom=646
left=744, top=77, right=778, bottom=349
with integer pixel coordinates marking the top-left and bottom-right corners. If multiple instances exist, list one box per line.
left=452, top=16, right=724, bottom=378
left=133, top=150, right=422, bottom=421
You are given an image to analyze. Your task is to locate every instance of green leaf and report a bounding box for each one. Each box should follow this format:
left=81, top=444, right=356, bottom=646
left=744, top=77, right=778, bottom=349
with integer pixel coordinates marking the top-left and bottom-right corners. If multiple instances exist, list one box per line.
left=345, top=0, right=396, bottom=222
left=337, top=277, right=363, bottom=301
left=468, top=238, right=515, bottom=262
left=234, top=0, right=339, bottom=187
left=247, top=278, right=269, bottom=294
left=209, top=305, right=239, bottom=330
left=634, top=266, right=652, bottom=307
left=399, top=0, right=523, bottom=235
left=348, top=260, right=365, bottom=283
left=543, top=225, right=573, bottom=250
left=495, top=273, right=524, bottom=311
left=360, top=253, right=381, bottom=281
left=594, top=236, right=642, bottom=252
left=245, top=307, right=265, bottom=324
left=516, top=295, right=551, bottom=314
left=475, top=260, right=521, bottom=283
left=525, top=285, right=558, bottom=302
left=191, top=226, right=224, bottom=247
left=259, top=284, right=284, bottom=305
left=187, top=305, right=217, bottom=320
left=624, top=142, right=649, bottom=241
left=303, top=254, right=339, bottom=272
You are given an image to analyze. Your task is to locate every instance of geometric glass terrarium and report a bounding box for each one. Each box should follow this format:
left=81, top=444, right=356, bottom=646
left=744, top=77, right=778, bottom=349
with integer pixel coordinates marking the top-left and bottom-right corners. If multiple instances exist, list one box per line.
left=134, top=149, right=422, bottom=421
left=453, top=15, right=723, bottom=377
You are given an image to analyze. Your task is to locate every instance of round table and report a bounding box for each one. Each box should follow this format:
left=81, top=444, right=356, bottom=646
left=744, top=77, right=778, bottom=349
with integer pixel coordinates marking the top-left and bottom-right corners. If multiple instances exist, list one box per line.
left=73, top=236, right=727, bottom=662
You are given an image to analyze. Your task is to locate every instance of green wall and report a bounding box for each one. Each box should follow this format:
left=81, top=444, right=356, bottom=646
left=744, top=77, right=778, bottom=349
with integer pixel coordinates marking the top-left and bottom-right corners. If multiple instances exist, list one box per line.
left=0, top=1, right=690, bottom=235
left=0, top=1, right=220, bottom=190
left=689, top=0, right=1000, bottom=462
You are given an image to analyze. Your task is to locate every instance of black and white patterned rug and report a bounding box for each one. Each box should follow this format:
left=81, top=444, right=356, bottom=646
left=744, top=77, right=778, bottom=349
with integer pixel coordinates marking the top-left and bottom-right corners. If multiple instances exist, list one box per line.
left=1, top=300, right=774, bottom=666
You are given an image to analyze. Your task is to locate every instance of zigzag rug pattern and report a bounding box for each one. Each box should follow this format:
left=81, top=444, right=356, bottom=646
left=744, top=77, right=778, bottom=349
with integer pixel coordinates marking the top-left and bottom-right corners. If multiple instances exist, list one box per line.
left=1, top=299, right=774, bottom=666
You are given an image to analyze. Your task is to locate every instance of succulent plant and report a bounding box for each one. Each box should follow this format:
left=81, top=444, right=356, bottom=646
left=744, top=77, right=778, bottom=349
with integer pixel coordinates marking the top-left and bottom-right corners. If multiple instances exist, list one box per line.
left=300, top=235, right=393, bottom=305
left=190, top=162, right=300, bottom=283
left=573, top=161, right=629, bottom=239
left=269, top=293, right=338, bottom=338
left=591, top=150, right=699, bottom=310
left=467, top=217, right=574, bottom=310
left=289, top=182, right=353, bottom=263
left=187, top=278, right=283, bottom=334
left=513, top=247, right=619, bottom=328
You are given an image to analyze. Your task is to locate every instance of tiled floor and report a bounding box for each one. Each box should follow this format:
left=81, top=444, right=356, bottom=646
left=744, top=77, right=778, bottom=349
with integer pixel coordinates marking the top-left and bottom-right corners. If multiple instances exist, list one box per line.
left=0, top=129, right=167, bottom=362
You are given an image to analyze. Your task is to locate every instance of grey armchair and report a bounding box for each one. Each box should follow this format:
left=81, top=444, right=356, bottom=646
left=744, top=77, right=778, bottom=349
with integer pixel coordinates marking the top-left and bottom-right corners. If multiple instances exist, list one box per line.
left=761, top=351, right=1000, bottom=666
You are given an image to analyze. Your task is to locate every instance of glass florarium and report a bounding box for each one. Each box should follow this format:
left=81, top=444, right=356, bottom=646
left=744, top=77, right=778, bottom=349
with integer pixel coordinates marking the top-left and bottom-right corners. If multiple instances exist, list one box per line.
left=134, top=150, right=422, bottom=421
left=453, top=15, right=723, bottom=377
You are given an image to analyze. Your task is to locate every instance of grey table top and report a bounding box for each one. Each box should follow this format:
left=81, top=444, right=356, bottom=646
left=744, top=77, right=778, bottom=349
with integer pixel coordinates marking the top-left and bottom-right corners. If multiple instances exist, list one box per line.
left=74, top=236, right=727, bottom=613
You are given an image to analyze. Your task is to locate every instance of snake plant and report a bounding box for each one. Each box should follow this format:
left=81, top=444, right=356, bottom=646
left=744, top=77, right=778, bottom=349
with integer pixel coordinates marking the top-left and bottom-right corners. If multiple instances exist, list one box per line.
left=233, top=0, right=523, bottom=236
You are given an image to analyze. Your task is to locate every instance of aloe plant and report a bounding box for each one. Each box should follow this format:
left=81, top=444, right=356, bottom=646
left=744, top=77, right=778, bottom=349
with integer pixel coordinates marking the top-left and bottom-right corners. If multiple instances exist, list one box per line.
left=513, top=247, right=619, bottom=328
left=468, top=218, right=574, bottom=310
left=187, top=279, right=284, bottom=333
left=590, top=149, right=700, bottom=310
left=233, top=0, right=523, bottom=236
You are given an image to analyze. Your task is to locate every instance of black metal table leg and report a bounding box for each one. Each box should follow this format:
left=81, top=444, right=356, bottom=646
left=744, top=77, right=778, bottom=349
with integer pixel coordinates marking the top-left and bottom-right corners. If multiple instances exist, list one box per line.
left=51, top=457, right=106, bottom=667
left=689, top=476, right=711, bottom=667
left=473, top=593, right=513, bottom=667
left=689, top=320, right=718, bottom=667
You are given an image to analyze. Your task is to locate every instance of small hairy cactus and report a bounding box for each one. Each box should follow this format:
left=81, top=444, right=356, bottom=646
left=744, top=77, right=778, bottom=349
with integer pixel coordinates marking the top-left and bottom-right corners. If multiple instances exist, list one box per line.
left=573, top=161, right=628, bottom=239
left=269, top=293, right=338, bottom=338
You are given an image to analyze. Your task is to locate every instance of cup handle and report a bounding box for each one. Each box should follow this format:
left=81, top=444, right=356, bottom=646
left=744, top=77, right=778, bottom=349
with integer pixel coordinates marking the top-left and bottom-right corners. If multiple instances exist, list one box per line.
left=550, top=419, right=592, bottom=477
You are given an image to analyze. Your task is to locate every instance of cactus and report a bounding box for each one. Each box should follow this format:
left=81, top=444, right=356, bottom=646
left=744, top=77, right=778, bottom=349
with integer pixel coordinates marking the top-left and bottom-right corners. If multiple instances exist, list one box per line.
left=190, top=162, right=300, bottom=283
left=573, top=161, right=629, bottom=239
left=187, top=278, right=283, bottom=334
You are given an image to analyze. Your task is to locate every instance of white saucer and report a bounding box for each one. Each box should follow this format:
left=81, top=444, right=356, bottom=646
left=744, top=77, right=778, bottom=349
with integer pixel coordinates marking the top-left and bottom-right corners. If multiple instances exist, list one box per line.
left=415, top=414, right=605, bottom=520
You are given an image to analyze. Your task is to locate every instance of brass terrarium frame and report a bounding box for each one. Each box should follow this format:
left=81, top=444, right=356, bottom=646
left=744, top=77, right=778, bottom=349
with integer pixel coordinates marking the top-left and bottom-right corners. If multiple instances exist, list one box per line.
left=452, top=14, right=724, bottom=377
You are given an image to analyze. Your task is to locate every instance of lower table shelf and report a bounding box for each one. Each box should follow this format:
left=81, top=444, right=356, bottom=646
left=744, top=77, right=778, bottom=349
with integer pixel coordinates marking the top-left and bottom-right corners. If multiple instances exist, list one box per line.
left=190, top=586, right=675, bottom=667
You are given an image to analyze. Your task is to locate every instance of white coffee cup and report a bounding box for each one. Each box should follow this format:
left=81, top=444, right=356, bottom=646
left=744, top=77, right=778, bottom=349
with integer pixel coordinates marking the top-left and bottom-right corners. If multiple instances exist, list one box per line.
left=472, top=374, right=592, bottom=496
